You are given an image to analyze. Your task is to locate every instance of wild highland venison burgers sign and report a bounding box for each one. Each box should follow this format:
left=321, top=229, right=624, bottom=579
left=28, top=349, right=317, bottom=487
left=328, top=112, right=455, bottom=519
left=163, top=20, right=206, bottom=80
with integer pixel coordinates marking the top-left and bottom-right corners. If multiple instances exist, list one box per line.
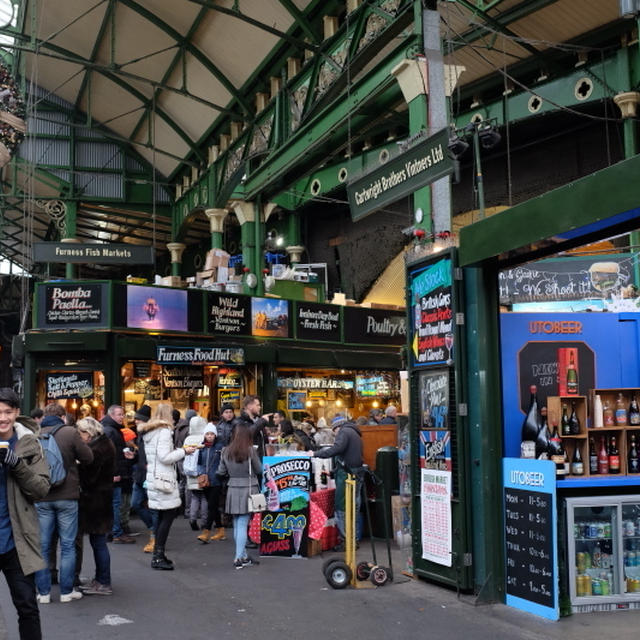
left=209, top=292, right=251, bottom=335
left=37, top=282, right=107, bottom=328
left=347, top=128, right=454, bottom=221
left=343, top=307, right=406, bottom=345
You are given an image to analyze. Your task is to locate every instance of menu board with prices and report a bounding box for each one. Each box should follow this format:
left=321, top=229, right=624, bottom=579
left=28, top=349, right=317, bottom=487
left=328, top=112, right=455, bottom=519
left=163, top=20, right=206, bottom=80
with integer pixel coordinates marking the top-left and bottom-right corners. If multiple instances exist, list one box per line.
left=37, top=283, right=108, bottom=329
left=420, top=468, right=452, bottom=567
left=503, top=458, right=558, bottom=620
left=409, top=255, right=454, bottom=367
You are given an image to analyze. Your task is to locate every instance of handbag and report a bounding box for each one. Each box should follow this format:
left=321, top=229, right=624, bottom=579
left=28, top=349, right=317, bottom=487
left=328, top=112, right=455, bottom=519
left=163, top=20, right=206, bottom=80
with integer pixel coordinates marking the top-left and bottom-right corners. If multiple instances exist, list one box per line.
left=197, top=473, right=210, bottom=489
left=152, top=434, right=177, bottom=494
left=247, top=455, right=266, bottom=513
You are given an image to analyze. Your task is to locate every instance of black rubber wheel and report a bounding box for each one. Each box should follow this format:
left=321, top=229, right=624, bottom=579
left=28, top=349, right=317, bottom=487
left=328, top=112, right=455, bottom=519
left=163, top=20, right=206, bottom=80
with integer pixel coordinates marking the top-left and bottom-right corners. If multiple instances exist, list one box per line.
left=322, top=557, right=342, bottom=576
left=326, top=561, right=353, bottom=589
left=369, top=565, right=389, bottom=586
left=356, top=561, right=372, bottom=581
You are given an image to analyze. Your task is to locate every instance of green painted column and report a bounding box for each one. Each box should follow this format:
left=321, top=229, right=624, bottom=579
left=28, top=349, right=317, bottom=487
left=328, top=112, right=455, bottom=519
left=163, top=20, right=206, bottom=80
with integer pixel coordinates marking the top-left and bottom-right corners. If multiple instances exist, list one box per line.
left=464, top=263, right=504, bottom=601
left=205, top=208, right=227, bottom=250
left=240, top=220, right=255, bottom=295
left=254, top=196, right=265, bottom=297
left=167, top=242, right=186, bottom=278
left=63, top=201, right=78, bottom=279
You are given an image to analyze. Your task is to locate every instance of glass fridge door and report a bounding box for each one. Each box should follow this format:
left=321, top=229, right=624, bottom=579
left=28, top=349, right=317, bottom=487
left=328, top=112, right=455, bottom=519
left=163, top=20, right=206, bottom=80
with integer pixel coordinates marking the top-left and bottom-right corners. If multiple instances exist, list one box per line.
left=621, top=503, right=640, bottom=594
left=573, top=505, right=620, bottom=598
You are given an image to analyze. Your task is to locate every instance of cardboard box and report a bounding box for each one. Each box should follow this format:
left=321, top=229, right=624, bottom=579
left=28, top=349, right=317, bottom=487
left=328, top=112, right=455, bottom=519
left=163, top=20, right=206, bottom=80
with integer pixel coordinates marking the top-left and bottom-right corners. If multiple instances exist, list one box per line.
left=196, top=269, right=216, bottom=285
left=205, top=248, right=230, bottom=270
left=216, top=266, right=229, bottom=282
left=160, top=276, right=184, bottom=287
left=307, top=539, right=322, bottom=557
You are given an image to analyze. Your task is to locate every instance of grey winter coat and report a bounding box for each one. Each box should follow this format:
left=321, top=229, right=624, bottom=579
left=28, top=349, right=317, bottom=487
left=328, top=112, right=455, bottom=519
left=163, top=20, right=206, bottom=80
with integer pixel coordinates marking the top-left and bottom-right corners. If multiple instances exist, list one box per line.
left=217, top=447, right=262, bottom=515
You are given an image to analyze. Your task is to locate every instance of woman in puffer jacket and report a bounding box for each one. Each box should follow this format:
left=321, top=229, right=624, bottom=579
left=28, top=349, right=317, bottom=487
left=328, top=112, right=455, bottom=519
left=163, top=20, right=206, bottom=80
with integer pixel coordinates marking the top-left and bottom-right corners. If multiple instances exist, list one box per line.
left=137, top=403, right=196, bottom=570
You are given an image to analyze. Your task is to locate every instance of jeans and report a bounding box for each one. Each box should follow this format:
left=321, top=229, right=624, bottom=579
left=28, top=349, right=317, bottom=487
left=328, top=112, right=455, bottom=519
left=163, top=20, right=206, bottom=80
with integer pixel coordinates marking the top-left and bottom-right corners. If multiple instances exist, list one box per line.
left=334, top=469, right=363, bottom=541
left=119, top=488, right=132, bottom=531
left=111, top=486, right=123, bottom=538
left=232, top=514, right=250, bottom=561
left=189, top=490, right=208, bottom=522
left=35, top=500, right=78, bottom=596
left=88, top=534, right=110, bottom=586
left=203, top=485, right=222, bottom=529
left=154, top=508, right=178, bottom=550
left=0, top=547, right=41, bottom=639
left=131, top=482, right=158, bottom=532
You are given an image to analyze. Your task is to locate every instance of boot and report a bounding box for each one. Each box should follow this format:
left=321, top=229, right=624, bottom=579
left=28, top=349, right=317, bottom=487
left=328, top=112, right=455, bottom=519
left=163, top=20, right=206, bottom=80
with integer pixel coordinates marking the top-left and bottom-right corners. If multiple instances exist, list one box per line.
left=210, top=527, right=226, bottom=541
left=189, top=520, right=199, bottom=531
left=143, top=533, right=155, bottom=553
left=197, top=529, right=211, bottom=543
left=151, top=547, right=174, bottom=570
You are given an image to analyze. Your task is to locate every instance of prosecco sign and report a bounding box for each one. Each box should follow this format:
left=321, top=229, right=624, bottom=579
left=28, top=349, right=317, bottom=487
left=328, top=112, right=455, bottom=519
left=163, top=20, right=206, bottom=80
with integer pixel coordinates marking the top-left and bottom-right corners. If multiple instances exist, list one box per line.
left=347, top=128, right=454, bottom=221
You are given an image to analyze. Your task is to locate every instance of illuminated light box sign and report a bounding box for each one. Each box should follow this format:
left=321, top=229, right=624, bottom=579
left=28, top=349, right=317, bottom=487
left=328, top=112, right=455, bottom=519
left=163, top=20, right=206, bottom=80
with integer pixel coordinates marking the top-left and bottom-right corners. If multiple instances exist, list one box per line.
left=36, top=282, right=108, bottom=329
left=46, top=372, right=94, bottom=399
left=127, top=285, right=187, bottom=332
left=277, top=377, right=354, bottom=390
left=156, top=345, right=244, bottom=365
left=161, top=366, right=204, bottom=389
left=251, top=297, right=290, bottom=338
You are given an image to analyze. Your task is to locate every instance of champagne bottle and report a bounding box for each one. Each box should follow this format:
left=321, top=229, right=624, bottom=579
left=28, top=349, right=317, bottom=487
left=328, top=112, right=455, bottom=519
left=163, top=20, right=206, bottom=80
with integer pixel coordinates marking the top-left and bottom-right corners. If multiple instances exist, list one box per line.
left=520, top=385, right=539, bottom=458
left=629, top=397, right=640, bottom=426
left=571, top=445, right=584, bottom=476
left=548, top=421, right=565, bottom=479
left=608, top=436, right=620, bottom=474
left=597, top=436, right=609, bottom=474
left=615, top=393, right=627, bottom=425
left=629, top=434, right=640, bottom=473
left=566, top=352, right=578, bottom=395
left=589, top=437, right=598, bottom=474
left=535, top=407, right=550, bottom=459
left=561, top=404, right=570, bottom=436
left=569, top=402, right=580, bottom=435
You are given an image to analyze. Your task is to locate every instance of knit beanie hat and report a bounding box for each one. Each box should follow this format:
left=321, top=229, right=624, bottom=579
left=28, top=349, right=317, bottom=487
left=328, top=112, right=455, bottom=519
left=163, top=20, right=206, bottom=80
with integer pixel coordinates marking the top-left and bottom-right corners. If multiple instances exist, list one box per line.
left=134, top=405, right=151, bottom=422
left=220, top=403, right=235, bottom=413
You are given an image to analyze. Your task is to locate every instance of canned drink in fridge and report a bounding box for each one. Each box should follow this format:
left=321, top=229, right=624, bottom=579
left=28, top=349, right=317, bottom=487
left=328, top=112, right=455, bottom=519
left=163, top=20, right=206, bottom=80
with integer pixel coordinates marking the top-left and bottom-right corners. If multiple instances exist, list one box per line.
left=597, top=522, right=606, bottom=538
left=601, top=579, right=610, bottom=596
left=630, top=551, right=638, bottom=567
left=576, top=575, right=586, bottom=597
left=624, top=520, right=635, bottom=537
left=588, top=523, right=598, bottom=538
left=604, top=522, right=612, bottom=538
left=576, top=552, right=587, bottom=573
left=592, top=578, right=602, bottom=595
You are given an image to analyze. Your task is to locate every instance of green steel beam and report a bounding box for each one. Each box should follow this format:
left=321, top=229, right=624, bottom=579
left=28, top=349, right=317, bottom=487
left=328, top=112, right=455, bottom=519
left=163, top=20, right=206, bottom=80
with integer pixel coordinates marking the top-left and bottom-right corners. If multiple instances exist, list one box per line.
left=74, top=0, right=115, bottom=114
left=117, top=0, right=251, bottom=115
left=277, top=0, right=320, bottom=44
left=186, top=0, right=319, bottom=52
left=459, top=154, right=640, bottom=267
left=243, top=36, right=417, bottom=198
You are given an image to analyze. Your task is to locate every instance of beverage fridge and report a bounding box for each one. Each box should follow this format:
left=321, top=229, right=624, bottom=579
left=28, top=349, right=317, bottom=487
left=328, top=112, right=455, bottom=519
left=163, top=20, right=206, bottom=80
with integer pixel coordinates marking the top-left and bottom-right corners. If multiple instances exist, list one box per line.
left=566, top=496, right=640, bottom=612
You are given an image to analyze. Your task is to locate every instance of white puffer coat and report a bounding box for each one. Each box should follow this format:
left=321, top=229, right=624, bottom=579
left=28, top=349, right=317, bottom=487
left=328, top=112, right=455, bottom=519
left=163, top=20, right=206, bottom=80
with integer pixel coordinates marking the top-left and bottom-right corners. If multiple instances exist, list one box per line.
left=139, top=419, right=185, bottom=510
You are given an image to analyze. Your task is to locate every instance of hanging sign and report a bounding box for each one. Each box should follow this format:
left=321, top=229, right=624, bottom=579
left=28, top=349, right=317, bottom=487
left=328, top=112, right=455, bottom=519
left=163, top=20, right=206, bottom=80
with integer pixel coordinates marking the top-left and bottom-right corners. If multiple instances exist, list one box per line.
left=410, top=255, right=453, bottom=366
left=347, top=128, right=454, bottom=221
left=277, top=376, right=354, bottom=390
left=295, top=302, right=341, bottom=341
left=34, top=242, right=154, bottom=264
left=343, top=307, right=406, bottom=345
left=156, top=345, right=245, bottom=365
left=161, top=366, right=204, bottom=389
left=260, top=455, right=311, bottom=558
left=36, top=282, right=108, bottom=329
left=46, top=372, right=94, bottom=399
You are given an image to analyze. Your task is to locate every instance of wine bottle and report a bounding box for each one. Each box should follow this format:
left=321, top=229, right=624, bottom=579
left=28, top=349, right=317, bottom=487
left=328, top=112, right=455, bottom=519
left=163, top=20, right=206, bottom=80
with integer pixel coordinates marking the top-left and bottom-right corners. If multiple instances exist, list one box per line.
left=569, top=402, right=580, bottom=435
left=597, top=436, right=609, bottom=474
left=629, top=397, right=640, bottom=426
left=615, top=393, right=627, bottom=426
left=520, top=385, right=539, bottom=458
left=561, top=404, right=570, bottom=436
left=589, top=437, right=598, bottom=474
left=571, top=445, right=584, bottom=476
left=629, top=434, right=640, bottom=473
left=608, top=436, right=620, bottom=474
left=566, top=352, right=578, bottom=395
left=535, top=407, right=550, bottom=459
left=548, top=421, right=565, bottom=479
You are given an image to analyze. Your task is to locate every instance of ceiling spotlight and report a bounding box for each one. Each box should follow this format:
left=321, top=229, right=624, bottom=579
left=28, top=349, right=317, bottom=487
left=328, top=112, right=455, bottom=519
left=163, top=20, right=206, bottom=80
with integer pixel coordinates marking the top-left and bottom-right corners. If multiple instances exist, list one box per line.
left=477, top=122, right=501, bottom=149
left=447, top=133, right=469, bottom=160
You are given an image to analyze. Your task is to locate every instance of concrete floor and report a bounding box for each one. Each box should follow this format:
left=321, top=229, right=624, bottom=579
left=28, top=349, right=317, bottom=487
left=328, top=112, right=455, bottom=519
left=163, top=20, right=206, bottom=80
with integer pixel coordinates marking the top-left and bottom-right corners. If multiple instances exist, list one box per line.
left=1, top=517, right=639, bottom=640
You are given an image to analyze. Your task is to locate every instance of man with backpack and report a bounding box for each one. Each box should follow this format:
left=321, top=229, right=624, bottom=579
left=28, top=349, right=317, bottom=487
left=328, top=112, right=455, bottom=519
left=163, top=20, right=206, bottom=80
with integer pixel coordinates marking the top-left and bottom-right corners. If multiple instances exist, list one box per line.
left=34, top=403, right=93, bottom=604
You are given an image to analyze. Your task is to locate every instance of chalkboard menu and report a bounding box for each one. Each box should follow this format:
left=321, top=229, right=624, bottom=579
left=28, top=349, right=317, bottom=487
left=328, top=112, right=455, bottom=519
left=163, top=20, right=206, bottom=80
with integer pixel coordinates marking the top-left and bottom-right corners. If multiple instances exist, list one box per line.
left=503, top=458, right=558, bottom=620
left=408, top=255, right=453, bottom=366
left=419, top=368, right=449, bottom=430
left=46, top=372, right=94, bottom=399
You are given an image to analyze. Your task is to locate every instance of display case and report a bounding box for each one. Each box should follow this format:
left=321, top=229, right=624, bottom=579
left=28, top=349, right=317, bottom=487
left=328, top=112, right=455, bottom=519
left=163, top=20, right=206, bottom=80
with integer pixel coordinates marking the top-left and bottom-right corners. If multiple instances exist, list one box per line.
left=567, top=495, right=640, bottom=612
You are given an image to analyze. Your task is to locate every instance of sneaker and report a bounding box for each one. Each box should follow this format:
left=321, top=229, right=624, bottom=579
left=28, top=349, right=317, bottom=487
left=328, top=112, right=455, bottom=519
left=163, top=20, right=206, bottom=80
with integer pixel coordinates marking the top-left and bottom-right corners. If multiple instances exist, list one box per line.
left=36, top=593, right=50, bottom=604
left=233, top=559, right=244, bottom=570
left=82, top=582, right=113, bottom=596
left=241, top=556, right=259, bottom=566
left=60, top=590, right=83, bottom=603
left=245, top=541, right=258, bottom=549
left=78, top=579, right=98, bottom=592
left=112, top=535, right=137, bottom=544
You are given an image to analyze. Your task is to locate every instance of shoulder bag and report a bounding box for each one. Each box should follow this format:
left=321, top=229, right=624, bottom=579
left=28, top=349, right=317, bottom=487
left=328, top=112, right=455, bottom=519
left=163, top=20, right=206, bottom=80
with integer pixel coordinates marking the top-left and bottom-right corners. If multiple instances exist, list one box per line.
left=247, top=453, right=266, bottom=513
left=152, top=433, right=177, bottom=494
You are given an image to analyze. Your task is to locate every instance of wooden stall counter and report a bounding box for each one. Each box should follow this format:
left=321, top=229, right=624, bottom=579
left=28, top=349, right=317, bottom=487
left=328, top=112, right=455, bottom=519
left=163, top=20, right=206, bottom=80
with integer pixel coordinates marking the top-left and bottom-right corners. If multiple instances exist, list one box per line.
left=359, top=423, right=398, bottom=470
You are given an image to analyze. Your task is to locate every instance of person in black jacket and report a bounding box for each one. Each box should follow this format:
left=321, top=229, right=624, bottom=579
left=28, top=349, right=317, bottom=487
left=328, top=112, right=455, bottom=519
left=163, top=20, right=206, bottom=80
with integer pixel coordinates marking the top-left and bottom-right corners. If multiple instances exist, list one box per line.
left=216, top=404, right=236, bottom=446
left=101, top=406, right=136, bottom=544
left=314, top=414, right=363, bottom=546
left=239, top=395, right=271, bottom=459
